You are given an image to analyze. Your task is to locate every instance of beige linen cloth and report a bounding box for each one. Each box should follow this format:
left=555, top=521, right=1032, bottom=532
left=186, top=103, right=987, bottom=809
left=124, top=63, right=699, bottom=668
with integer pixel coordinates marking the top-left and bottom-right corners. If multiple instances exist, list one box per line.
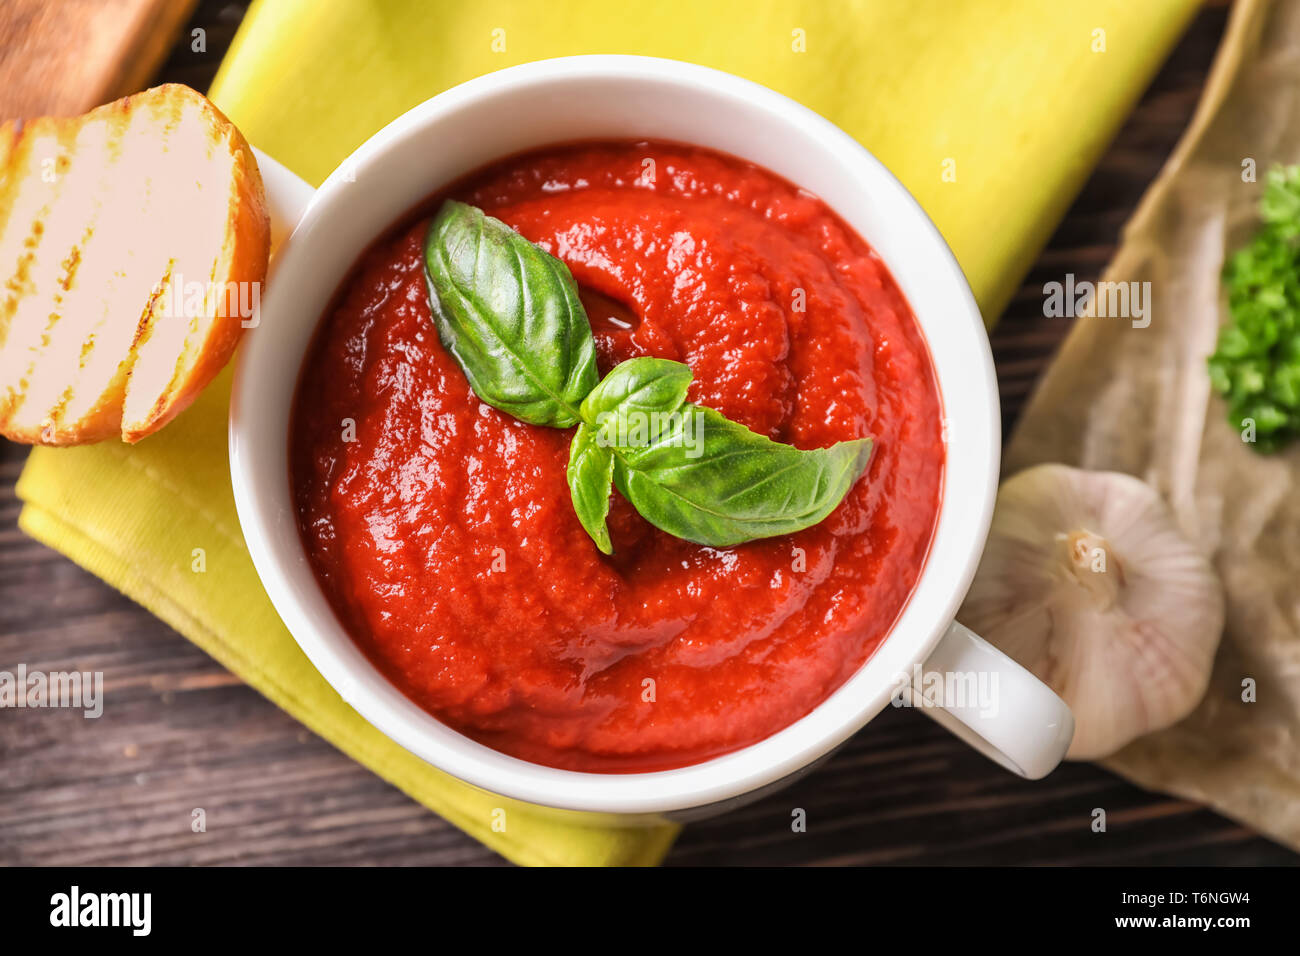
left=1005, top=0, right=1300, bottom=850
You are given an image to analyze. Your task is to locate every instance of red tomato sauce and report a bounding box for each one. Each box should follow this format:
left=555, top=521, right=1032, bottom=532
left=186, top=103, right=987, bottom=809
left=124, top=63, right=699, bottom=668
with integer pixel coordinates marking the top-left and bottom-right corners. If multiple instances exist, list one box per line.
left=291, top=142, right=944, bottom=772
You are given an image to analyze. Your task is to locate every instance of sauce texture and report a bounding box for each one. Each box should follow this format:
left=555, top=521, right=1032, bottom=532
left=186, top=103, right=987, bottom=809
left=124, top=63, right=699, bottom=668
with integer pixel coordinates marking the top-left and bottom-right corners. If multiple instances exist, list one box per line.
left=291, top=142, right=944, bottom=772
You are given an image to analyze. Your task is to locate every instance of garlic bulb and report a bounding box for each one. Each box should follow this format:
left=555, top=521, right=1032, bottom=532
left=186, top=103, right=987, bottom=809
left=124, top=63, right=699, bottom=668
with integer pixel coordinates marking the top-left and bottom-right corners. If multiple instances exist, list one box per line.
left=959, top=464, right=1224, bottom=760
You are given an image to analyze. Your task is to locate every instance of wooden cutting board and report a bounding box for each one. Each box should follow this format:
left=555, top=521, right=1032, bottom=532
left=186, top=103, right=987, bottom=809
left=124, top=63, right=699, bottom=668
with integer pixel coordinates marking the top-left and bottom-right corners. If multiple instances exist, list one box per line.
left=0, top=0, right=198, bottom=119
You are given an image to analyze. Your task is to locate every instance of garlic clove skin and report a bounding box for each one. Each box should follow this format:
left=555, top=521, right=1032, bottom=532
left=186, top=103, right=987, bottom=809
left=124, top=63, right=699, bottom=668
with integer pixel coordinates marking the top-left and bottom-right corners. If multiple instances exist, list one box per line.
left=959, top=464, right=1224, bottom=761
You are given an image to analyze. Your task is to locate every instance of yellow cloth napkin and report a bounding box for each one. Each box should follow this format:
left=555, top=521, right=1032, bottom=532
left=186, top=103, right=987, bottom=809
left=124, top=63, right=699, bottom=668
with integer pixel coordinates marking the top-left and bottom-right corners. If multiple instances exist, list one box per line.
left=17, top=0, right=1197, bottom=866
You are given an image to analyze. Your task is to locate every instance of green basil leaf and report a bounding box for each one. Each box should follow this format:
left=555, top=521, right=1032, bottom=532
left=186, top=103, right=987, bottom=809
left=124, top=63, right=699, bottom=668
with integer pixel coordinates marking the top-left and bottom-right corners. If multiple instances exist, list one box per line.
left=567, top=423, right=615, bottom=554
left=610, top=405, right=873, bottom=548
left=580, top=356, right=693, bottom=445
left=580, top=356, right=693, bottom=420
left=424, top=200, right=598, bottom=427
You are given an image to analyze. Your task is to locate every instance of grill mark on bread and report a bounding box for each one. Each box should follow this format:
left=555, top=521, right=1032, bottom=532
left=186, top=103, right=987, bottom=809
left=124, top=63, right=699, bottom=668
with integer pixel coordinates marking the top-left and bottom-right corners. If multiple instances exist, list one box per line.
left=43, top=242, right=137, bottom=429
left=57, top=242, right=81, bottom=292
left=0, top=219, right=42, bottom=348
left=4, top=226, right=92, bottom=424
left=0, top=118, right=78, bottom=424
left=0, top=121, right=50, bottom=352
left=131, top=258, right=173, bottom=351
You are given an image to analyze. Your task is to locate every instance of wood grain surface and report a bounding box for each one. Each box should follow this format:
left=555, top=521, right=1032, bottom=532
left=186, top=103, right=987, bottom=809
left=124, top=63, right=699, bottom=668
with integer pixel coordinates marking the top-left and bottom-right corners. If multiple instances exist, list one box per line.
left=2, top=1, right=1296, bottom=866
left=0, top=0, right=197, bottom=119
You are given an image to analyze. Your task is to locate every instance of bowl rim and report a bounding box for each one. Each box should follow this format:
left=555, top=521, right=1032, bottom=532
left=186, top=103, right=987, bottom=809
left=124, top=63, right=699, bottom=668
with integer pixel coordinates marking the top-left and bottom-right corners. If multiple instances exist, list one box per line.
left=229, top=54, right=1000, bottom=815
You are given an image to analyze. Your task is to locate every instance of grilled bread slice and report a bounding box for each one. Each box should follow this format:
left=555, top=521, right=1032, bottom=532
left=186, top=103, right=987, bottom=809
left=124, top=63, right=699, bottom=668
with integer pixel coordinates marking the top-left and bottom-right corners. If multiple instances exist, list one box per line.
left=0, top=84, right=270, bottom=444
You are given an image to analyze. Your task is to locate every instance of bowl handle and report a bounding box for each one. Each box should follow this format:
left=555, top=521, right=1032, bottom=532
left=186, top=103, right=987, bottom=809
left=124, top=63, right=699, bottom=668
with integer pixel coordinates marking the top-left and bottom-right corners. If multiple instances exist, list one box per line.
left=904, top=620, right=1074, bottom=779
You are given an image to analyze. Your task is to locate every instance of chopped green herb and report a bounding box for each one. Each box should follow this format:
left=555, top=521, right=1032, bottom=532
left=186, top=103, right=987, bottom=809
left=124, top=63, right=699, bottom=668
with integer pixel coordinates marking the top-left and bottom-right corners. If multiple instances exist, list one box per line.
left=1210, top=165, right=1300, bottom=453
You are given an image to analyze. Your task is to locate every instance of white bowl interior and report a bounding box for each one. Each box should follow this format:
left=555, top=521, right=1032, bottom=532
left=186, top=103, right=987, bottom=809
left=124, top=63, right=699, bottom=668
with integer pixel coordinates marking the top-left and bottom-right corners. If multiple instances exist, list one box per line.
left=230, top=56, right=999, bottom=815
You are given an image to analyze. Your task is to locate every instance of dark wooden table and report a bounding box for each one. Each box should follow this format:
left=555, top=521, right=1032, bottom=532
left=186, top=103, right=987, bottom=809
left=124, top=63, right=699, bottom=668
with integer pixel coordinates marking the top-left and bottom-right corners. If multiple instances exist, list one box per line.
left=2, top=1, right=1295, bottom=866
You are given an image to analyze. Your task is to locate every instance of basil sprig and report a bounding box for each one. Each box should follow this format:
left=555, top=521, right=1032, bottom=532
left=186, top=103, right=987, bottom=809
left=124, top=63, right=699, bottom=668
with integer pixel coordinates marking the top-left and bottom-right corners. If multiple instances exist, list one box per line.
left=424, top=201, right=874, bottom=553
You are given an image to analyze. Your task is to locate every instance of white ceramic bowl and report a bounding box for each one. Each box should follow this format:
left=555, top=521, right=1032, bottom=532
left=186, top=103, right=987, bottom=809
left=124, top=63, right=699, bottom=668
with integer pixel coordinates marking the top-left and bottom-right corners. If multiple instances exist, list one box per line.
left=230, top=55, right=1072, bottom=819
